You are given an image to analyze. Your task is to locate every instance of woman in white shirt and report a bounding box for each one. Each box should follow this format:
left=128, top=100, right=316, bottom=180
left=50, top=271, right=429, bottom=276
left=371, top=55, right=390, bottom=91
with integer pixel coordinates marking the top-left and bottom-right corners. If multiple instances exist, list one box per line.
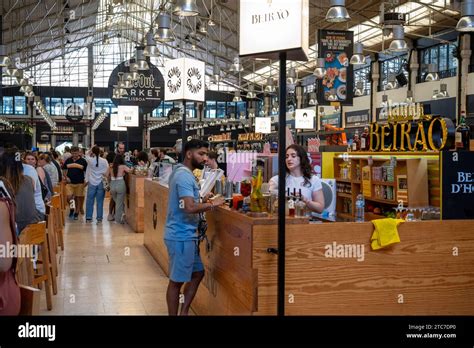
left=269, top=144, right=325, bottom=213
left=85, top=146, right=109, bottom=223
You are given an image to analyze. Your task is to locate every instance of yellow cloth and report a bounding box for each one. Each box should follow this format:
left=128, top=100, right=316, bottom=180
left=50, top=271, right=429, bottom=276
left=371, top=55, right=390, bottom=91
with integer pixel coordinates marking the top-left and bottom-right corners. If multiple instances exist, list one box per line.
left=370, top=218, right=404, bottom=250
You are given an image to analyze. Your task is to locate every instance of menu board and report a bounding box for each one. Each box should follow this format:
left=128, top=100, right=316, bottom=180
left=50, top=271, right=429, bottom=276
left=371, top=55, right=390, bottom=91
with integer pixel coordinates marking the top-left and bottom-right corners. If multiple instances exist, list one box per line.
left=320, top=112, right=341, bottom=128
left=317, top=30, right=354, bottom=106
left=345, top=110, right=370, bottom=128
left=441, top=150, right=474, bottom=220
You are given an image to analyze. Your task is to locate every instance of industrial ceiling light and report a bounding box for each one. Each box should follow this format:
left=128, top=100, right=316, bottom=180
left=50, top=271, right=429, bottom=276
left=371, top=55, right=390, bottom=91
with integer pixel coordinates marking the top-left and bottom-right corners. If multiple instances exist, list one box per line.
left=229, top=57, right=243, bottom=72
left=439, top=83, right=449, bottom=98
left=16, top=70, right=29, bottom=86
left=389, top=25, right=408, bottom=52
left=155, top=12, right=174, bottom=42
left=144, top=30, right=159, bottom=57
left=456, top=0, right=474, bottom=32
left=5, top=67, right=20, bottom=77
left=173, top=0, right=199, bottom=17
left=385, top=74, right=398, bottom=90
left=327, top=91, right=338, bottom=101
left=313, top=58, right=327, bottom=79
left=102, top=34, right=110, bottom=45
left=246, top=85, right=256, bottom=99
left=238, top=123, right=243, bottom=129
left=0, top=45, right=12, bottom=67
left=286, top=67, right=298, bottom=85
left=354, top=81, right=365, bottom=96
left=212, top=63, right=221, bottom=83
left=232, top=90, right=242, bottom=102
left=308, top=92, right=318, bottom=106
left=208, top=18, right=216, bottom=26
left=432, top=89, right=441, bottom=99
left=264, top=77, right=276, bottom=93
left=325, top=0, right=350, bottom=23
left=135, top=47, right=149, bottom=70
left=350, top=42, right=366, bottom=65
left=197, top=21, right=207, bottom=34
left=425, top=63, right=439, bottom=82
left=220, top=125, right=224, bottom=132
left=406, top=90, right=414, bottom=103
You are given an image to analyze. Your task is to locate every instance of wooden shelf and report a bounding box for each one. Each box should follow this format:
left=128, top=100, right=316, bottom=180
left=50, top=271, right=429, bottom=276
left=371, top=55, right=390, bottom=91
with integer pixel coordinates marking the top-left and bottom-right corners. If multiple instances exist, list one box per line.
left=337, top=192, right=352, bottom=199
left=352, top=180, right=361, bottom=184
left=366, top=197, right=397, bottom=205
left=372, top=180, right=395, bottom=186
left=335, top=178, right=352, bottom=183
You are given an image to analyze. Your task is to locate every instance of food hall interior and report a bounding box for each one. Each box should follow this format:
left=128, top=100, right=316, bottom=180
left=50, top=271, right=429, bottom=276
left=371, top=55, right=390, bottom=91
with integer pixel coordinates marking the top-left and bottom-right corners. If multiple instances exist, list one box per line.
left=0, top=0, right=473, bottom=317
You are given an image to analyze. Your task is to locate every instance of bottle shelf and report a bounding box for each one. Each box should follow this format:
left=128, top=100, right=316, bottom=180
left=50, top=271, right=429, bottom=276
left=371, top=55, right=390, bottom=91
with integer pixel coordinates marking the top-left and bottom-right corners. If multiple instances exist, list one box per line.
left=337, top=192, right=352, bottom=199
left=372, top=180, right=395, bottom=186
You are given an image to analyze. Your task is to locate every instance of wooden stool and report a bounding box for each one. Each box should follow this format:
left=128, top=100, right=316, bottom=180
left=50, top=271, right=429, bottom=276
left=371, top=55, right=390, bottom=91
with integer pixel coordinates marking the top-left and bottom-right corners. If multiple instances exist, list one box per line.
left=17, top=222, right=53, bottom=311
left=51, top=194, right=64, bottom=251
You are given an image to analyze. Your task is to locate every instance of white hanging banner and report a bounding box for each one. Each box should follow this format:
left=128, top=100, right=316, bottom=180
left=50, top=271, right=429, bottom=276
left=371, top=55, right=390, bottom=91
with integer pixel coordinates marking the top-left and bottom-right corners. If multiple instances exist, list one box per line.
left=110, top=113, right=127, bottom=131
left=239, top=0, right=309, bottom=61
left=295, top=109, right=315, bottom=129
left=164, top=58, right=205, bottom=102
left=117, top=105, right=139, bottom=127
left=255, top=117, right=272, bottom=134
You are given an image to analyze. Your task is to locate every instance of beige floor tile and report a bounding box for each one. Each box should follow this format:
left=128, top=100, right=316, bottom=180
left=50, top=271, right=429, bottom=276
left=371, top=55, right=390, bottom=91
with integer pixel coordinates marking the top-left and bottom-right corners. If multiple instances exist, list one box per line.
left=63, top=302, right=105, bottom=315
left=103, top=301, right=147, bottom=315
left=141, top=301, right=169, bottom=315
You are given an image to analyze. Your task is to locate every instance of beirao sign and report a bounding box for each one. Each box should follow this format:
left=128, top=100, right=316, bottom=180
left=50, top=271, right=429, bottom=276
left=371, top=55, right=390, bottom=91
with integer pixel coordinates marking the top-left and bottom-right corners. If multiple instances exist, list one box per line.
left=239, top=0, right=309, bottom=60
left=108, top=61, right=164, bottom=113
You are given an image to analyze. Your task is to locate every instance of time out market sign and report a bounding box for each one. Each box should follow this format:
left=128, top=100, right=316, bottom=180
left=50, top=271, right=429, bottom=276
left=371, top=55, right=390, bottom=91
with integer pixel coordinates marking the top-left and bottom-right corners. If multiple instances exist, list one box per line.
left=108, top=61, right=164, bottom=113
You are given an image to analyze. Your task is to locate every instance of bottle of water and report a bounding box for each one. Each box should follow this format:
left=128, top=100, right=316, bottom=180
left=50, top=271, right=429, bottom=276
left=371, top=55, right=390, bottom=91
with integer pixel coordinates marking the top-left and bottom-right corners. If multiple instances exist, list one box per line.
left=355, top=193, right=365, bottom=222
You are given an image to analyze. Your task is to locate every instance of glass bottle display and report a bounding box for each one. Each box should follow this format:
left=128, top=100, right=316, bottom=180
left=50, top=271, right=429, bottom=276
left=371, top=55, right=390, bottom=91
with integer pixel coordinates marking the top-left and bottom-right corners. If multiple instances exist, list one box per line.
left=455, top=111, right=470, bottom=151
left=250, top=167, right=265, bottom=212
left=361, top=127, right=370, bottom=151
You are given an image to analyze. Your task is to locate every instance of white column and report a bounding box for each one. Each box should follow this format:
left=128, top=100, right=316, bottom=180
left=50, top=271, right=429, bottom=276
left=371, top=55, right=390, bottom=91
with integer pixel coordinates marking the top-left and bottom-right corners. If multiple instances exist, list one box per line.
left=371, top=61, right=380, bottom=123
left=409, top=49, right=419, bottom=99
left=460, top=34, right=472, bottom=124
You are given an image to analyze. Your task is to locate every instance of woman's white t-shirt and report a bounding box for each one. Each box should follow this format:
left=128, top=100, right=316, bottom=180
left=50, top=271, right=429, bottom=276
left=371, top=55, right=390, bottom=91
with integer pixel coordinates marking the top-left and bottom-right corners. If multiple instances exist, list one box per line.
left=269, top=174, right=322, bottom=201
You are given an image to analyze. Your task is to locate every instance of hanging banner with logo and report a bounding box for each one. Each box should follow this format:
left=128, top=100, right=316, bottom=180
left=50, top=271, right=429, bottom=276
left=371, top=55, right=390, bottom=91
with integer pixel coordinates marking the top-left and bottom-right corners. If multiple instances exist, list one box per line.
left=239, top=0, right=309, bottom=61
left=108, top=60, right=164, bottom=113
left=117, top=105, right=139, bottom=127
left=164, top=58, right=205, bottom=102
left=317, top=29, right=354, bottom=106
left=110, top=113, right=127, bottom=131
left=255, top=117, right=272, bottom=134
left=295, top=109, right=315, bottom=129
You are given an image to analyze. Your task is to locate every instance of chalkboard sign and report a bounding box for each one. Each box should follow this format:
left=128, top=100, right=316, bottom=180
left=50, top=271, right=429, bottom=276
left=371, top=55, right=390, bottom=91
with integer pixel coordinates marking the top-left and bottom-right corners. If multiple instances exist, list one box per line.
left=441, top=150, right=474, bottom=219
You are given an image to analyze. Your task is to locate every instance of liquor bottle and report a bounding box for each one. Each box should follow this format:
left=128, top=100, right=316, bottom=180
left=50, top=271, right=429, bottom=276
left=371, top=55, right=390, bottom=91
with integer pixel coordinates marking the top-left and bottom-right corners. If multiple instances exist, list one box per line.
left=361, top=127, right=369, bottom=151
left=288, top=193, right=295, bottom=217
left=295, top=189, right=306, bottom=217
left=352, top=129, right=361, bottom=151
left=455, top=111, right=470, bottom=151
left=250, top=167, right=264, bottom=212
left=285, top=188, right=290, bottom=216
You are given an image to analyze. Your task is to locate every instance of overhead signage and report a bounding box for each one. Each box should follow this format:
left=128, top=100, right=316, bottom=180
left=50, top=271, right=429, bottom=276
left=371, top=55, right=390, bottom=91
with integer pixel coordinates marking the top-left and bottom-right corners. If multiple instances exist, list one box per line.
left=295, top=109, right=315, bottom=129
left=369, top=111, right=455, bottom=152
left=317, top=29, right=354, bottom=106
left=110, top=113, right=127, bottom=131
left=164, top=58, right=205, bottom=102
left=108, top=60, right=164, bottom=113
left=345, top=110, right=370, bottom=128
left=65, top=104, right=84, bottom=123
left=117, top=105, right=139, bottom=128
left=441, top=151, right=474, bottom=219
left=255, top=117, right=272, bottom=134
left=239, top=0, right=309, bottom=61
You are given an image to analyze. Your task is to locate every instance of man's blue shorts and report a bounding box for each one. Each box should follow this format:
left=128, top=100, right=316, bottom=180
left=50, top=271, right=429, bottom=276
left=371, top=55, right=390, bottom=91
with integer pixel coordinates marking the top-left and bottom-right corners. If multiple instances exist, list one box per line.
left=164, top=239, right=204, bottom=282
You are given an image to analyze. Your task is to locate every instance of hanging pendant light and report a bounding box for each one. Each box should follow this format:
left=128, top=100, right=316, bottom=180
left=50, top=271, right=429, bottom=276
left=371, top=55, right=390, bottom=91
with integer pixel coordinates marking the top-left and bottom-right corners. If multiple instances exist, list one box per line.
left=350, top=42, right=366, bottom=65
left=405, top=90, right=414, bottom=103
left=0, top=45, right=12, bottom=67
left=385, top=74, right=398, bottom=90
left=286, top=67, right=298, bottom=85
left=135, top=47, right=149, bottom=71
left=313, top=58, right=327, bottom=79
left=264, top=77, right=276, bottom=93
left=439, top=83, right=449, bottom=98
left=5, top=67, right=20, bottom=77
left=246, top=85, right=256, bottom=99
left=325, top=0, right=350, bottom=23
left=173, top=0, right=199, bottom=17
left=16, top=70, right=29, bottom=86
left=389, top=25, right=408, bottom=52
left=229, top=56, right=243, bottom=72
left=354, top=81, right=365, bottom=96
left=308, top=92, right=318, bottom=106
left=144, top=30, right=159, bottom=57
left=456, top=1, right=474, bottom=32
left=155, top=12, right=174, bottom=42
left=232, top=90, right=242, bottom=102
left=425, top=63, right=439, bottom=82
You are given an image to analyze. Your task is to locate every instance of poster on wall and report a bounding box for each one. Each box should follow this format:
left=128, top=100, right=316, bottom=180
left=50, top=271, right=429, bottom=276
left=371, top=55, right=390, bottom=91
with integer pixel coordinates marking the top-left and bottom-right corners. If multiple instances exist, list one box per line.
left=239, top=0, right=309, bottom=61
left=317, top=29, right=354, bottom=106
left=117, top=105, right=139, bottom=127
left=345, top=110, right=370, bottom=128
left=110, top=113, right=127, bottom=131
left=255, top=117, right=272, bottom=134
left=164, top=58, right=205, bottom=102
left=295, top=109, right=315, bottom=129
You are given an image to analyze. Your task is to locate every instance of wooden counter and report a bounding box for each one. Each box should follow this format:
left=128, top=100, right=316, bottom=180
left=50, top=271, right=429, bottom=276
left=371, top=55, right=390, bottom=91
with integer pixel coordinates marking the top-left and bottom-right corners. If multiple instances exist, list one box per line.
left=144, top=179, right=474, bottom=315
left=124, top=174, right=146, bottom=233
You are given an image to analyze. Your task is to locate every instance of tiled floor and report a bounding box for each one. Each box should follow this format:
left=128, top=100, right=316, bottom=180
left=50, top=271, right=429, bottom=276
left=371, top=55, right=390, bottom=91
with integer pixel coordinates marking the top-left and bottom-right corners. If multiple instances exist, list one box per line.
left=40, top=200, right=171, bottom=315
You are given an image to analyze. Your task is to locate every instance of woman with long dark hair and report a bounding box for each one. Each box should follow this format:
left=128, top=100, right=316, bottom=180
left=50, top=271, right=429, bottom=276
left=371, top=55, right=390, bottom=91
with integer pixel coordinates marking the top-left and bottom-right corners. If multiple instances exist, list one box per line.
left=85, top=146, right=109, bottom=223
left=109, top=154, right=131, bottom=224
left=269, top=144, right=325, bottom=213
